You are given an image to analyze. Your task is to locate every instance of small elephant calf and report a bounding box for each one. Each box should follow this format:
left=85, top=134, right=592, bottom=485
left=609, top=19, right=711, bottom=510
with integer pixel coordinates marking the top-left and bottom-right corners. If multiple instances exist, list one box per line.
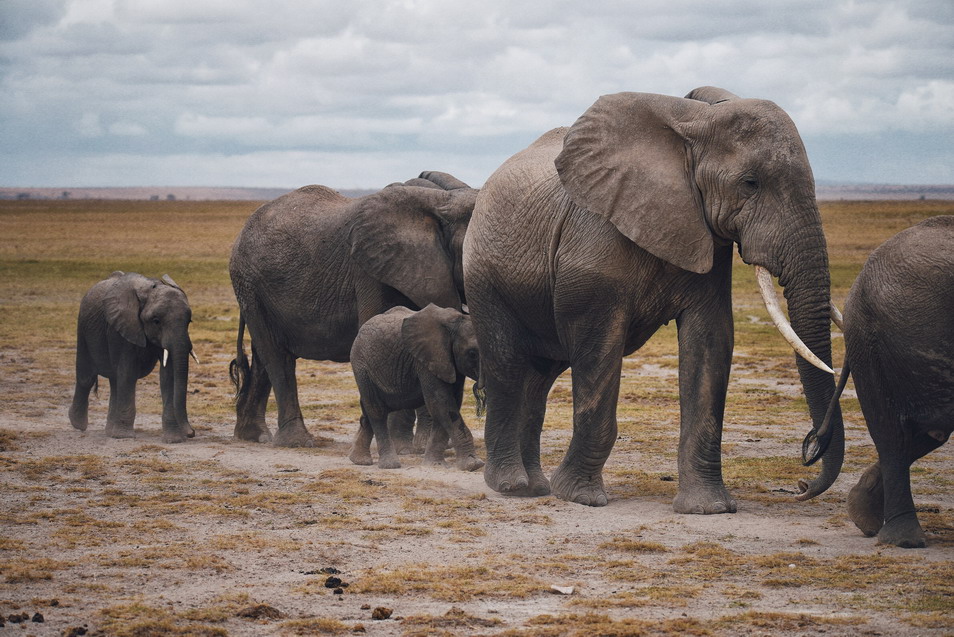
left=349, top=304, right=484, bottom=471
left=69, top=271, right=198, bottom=443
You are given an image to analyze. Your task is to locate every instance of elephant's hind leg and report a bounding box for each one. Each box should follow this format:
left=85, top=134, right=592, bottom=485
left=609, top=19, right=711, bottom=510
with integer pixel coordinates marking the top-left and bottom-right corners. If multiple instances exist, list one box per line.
left=483, top=363, right=558, bottom=496
left=848, top=462, right=884, bottom=536
left=550, top=354, right=623, bottom=507
left=876, top=429, right=946, bottom=548
left=104, top=374, right=137, bottom=439
left=69, top=339, right=96, bottom=431
left=349, top=414, right=375, bottom=466
left=234, top=343, right=273, bottom=443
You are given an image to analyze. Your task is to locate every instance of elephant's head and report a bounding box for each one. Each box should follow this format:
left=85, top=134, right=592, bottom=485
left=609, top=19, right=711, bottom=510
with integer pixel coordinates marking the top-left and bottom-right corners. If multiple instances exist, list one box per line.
left=554, top=88, right=844, bottom=500
left=402, top=303, right=480, bottom=384
left=348, top=172, right=477, bottom=311
left=104, top=272, right=196, bottom=430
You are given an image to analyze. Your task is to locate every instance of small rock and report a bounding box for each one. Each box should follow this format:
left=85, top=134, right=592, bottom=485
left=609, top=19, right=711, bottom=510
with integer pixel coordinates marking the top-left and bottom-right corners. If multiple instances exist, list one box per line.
left=360, top=604, right=371, bottom=610
left=32, top=612, right=44, bottom=623
left=550, top=585, right=575, bottom=595
left=659, top=475, right=674, bottom=482
left=320, top=567, right=341, bottom=574
left=333, top=588, right=344, bottom=595
left=371, top=607, right=393, bottom=620
left=352, top=624, right=366, bottom=633
left=324, top=576, right=343, bottom=588
left=64, top=628, right=88, bottom=637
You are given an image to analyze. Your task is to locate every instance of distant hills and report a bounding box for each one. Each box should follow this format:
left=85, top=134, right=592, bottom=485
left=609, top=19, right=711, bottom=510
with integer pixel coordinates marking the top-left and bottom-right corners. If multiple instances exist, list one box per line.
left=2, top=184, right=952, bottom=202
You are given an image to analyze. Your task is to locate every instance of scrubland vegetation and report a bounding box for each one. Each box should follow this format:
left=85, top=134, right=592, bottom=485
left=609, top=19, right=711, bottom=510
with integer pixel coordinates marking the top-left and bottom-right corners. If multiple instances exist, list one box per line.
left=0, top=198, right=951, bottom=635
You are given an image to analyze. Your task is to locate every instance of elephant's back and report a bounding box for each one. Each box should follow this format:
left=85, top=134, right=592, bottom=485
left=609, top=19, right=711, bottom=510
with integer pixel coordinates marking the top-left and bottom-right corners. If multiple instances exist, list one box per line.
left=844, top=215, right=954, bottom=401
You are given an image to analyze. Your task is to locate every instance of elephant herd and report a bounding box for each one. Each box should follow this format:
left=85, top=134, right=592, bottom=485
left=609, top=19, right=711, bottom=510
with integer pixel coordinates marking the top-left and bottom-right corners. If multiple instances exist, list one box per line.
left=68, top=87, right=953, bottom=549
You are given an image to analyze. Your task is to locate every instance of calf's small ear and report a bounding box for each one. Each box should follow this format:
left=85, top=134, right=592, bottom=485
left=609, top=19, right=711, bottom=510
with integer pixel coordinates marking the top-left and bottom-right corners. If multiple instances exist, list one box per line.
left=402, top=304, right=458, bottom=384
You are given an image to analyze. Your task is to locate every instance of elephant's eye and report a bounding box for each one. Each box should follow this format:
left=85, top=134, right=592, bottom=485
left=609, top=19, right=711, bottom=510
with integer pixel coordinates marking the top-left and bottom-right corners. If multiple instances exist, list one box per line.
left=152, top=318, right=161, bottom=325
left=741, top=177, right=759, bottom=194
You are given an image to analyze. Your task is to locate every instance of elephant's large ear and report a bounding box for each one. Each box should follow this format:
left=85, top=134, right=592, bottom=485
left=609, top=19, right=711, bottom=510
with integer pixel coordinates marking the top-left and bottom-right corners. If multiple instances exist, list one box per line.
left=348, top=187, right=462, bottom=310
left=103, top=274, right=150, bottom=347
left=555, top=92, right=714, bottom=274
left=402, top=304, right=458, bottom=384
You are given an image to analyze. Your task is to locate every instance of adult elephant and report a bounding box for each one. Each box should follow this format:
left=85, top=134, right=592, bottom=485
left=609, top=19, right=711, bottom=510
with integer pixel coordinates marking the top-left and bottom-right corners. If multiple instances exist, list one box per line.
left=814, top=216, right=953, bottom=547
left=230, top=171, right=476, bottom=447
left=463, top=87, right=844, bottom=512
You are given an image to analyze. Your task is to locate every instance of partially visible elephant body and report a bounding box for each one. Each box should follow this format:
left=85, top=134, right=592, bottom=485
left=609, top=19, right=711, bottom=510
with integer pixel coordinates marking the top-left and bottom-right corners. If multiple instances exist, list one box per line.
left=229, top=172, right=477, bottom=447
left=463, top=89, right=843, bottom=513
left=69, top=271, right=195, bottom=443
left=843, top=215, right=954, bottom=547
left=349, top=304, right=483, bottom=471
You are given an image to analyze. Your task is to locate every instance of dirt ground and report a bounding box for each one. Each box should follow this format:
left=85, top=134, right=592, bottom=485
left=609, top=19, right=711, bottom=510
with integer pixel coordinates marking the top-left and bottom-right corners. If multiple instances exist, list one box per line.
left=1, top=199, right=952, bottom=636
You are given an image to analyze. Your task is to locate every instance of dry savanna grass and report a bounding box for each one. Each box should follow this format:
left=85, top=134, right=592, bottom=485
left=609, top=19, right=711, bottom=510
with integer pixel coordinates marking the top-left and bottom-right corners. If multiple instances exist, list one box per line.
left=0, top=197, right=952, bottom=636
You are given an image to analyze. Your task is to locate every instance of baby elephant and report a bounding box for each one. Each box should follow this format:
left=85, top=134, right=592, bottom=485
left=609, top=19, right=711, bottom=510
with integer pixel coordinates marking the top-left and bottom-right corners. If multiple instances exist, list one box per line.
left=817, top=216, right=953, bottom=547
left=69, top=272, right=199, bottom=443
left=349, top=304, right=484, bottom=471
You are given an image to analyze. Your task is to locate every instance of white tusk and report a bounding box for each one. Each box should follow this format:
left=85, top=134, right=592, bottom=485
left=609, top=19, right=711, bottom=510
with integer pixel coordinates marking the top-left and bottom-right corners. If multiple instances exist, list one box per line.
left=830, top=303, right=844, bottom=330
left=755, top=266, right=835, bottom=375
left=162, top=349, right=169, bottom=367
left=190, top=349, right=200, bottom=365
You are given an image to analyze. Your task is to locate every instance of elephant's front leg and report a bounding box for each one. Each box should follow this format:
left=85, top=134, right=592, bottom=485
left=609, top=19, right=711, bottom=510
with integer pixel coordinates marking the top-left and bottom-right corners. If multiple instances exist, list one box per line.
left=421, top=378, right=483, bottom=471
left=159, top=359, right=190, bottom=443
left=672, top=297, right=736, bottom=514
left=550, top=342, right=625, bottom=507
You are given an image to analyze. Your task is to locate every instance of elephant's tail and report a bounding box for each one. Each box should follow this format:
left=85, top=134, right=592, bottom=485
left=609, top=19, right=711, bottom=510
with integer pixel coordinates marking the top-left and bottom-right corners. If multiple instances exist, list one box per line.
left=229, top=314, right=250, bottom=402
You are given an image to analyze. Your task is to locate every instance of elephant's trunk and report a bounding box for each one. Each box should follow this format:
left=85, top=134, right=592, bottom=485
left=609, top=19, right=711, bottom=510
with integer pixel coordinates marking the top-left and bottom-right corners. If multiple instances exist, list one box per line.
left=171, top=342, right=192, bottom=434
left=775, top=224, right=845, bottom=500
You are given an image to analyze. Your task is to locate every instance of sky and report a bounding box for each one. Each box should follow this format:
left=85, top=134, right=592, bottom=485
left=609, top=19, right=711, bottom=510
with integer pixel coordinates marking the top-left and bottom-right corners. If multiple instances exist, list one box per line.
left=1, top=0, right=952, bottom=189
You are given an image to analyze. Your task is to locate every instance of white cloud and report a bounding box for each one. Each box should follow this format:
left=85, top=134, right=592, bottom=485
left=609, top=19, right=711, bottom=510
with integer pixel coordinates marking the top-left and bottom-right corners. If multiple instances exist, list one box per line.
left=1, top=0, right=951, bottom=186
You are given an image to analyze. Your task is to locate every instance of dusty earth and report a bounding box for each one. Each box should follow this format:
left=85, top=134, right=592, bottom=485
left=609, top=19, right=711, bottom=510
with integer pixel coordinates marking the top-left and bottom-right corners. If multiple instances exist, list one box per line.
left=1, top=198, right=952, bottom=636
left=1, top=348, right=952, bottom=637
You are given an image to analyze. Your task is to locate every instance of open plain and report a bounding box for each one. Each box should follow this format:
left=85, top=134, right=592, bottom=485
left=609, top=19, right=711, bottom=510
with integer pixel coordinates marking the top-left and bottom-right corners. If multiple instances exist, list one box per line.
left=1, top=197, right=952, bottom=636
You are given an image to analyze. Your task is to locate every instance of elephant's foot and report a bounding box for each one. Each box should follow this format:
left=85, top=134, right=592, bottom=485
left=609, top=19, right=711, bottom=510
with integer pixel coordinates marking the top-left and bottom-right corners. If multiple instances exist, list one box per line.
left=484, top=458, right=530, bottom=495
left=273, top=420, right=316, bottom=448
left=349, top=446, right=374, bottom=466
left=456, top=454, right=484, bottom=472
left=104, top=422, right=136, bottom=439
left=377, top=453, right=402, bottom=470
left=877, top=514, right=927, bottom=548
left=161, top=430, right=188, bottom=444
left=847, top=464, right=884, bottom=537
left=234, top=421, right=272, bottom=444
left=673, top=483, right=737, bottom=515
left=423, top=449, right=446, bottom=466
left=68, top=408, right=88, bottom=432
left=551, top=464, right=608, bottom=507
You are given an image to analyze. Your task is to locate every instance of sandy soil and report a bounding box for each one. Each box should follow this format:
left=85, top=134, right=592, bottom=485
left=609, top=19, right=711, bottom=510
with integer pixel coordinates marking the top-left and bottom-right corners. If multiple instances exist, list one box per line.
left=1, top=345, right=951, bottom=637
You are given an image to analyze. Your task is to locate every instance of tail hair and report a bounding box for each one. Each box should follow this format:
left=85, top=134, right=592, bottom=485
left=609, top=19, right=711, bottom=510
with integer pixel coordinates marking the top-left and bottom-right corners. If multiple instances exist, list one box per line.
left=229, top=314, right=251, bottom=403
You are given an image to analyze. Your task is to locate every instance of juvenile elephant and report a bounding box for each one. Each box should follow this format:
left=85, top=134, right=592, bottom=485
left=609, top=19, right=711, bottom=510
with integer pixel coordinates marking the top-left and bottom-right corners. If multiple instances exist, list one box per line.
left=69, top=272, right=198, bottom=443
left=349, top=304, right=484, bottom=471
left=229, top=172, right=476, bottom=447
left=814, top=216, right=954, bottom=547
left=463, top=87, right=844, bottom=512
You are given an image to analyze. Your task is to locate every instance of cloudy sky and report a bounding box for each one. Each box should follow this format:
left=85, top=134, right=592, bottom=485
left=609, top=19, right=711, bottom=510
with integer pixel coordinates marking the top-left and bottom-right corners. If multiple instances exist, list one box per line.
left=1, top=0, right=952, bottom=189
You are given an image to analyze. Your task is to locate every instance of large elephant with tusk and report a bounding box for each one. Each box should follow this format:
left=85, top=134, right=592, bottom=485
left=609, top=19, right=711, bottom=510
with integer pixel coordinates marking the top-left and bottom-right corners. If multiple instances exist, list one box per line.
left=69, top=271, right=199, bottom=443
left=462, top=87, right=844, bottom=512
